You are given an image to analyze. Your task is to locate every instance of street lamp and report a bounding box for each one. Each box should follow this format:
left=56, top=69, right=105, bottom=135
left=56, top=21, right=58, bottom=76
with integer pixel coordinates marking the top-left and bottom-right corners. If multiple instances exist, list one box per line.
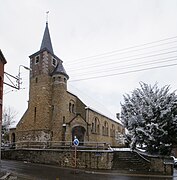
left=18, top=65, right=31, bottom=90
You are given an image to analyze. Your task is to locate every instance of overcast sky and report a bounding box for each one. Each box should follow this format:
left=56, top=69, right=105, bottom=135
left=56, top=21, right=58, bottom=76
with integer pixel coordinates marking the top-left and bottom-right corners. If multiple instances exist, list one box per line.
left=1, top=0, right=177, bottom=124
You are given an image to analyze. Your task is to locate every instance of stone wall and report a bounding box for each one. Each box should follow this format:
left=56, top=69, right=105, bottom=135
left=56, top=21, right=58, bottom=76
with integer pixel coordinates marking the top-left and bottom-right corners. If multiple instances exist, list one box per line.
left=2, top=149, right=174, bottom=175
left=2, top=149, right=113, bottom=170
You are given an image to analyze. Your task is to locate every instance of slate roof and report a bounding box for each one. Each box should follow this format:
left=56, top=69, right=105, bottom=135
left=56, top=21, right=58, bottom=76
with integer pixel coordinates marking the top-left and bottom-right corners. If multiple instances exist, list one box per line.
left=40, top=22, right=54, bottom=54
left=52, top=61, right=69, bottom=79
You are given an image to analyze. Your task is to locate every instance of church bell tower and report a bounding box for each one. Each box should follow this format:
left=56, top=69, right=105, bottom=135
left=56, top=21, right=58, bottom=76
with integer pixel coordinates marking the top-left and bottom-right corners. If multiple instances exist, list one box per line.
left=16, top=21, right=69, bottom=142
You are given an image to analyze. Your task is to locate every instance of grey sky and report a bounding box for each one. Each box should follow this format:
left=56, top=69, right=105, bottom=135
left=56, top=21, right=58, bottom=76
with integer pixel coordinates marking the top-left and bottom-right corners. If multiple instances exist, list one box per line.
left=1, top=0, right=177, bottom=124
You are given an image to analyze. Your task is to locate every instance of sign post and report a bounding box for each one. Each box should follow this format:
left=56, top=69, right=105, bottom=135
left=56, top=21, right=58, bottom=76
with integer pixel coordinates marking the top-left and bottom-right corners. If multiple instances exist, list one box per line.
left=73, top=136, right=79, bottom=168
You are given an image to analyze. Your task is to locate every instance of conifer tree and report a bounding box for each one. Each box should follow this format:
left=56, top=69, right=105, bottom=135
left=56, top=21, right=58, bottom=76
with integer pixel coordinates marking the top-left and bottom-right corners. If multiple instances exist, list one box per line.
left=121, top=82, right=177, bottom=155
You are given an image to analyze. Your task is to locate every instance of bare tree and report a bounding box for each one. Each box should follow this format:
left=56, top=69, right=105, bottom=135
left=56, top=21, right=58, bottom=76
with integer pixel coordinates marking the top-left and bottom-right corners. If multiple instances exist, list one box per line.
left=2, top=106, right=18, bottom=143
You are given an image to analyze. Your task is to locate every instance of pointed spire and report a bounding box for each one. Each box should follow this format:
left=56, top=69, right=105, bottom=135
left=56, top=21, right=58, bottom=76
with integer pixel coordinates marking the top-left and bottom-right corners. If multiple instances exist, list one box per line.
left=40, top=22, right=54, bottom=54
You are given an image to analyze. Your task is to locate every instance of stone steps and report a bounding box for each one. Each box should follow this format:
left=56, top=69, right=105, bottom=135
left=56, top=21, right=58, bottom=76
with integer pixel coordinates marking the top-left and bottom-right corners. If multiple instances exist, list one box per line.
left=112, top=151, right=150, bottom=172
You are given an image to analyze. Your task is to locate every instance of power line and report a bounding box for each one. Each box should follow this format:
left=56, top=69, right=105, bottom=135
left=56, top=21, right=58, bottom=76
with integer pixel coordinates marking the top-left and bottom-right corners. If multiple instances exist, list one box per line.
left=19, top=56, right=177, bottom=82
left=69, top=56, right=177, bottom=77
left=70, top=63, right=177, bottom=82
left=66, top=36, right=177, bottom=65
left=67, top=49, right=177, bottom=73
left=11, top=36, right=177, bottom=83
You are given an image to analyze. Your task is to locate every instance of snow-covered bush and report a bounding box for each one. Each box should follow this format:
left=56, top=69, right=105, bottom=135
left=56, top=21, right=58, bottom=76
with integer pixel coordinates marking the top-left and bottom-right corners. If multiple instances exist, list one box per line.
left=121, top=82, right=177, bottom=155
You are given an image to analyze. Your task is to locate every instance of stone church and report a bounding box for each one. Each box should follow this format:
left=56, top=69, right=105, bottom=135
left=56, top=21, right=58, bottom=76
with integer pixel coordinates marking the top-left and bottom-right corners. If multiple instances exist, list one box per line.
left=15, top=22, right=125, bottom=147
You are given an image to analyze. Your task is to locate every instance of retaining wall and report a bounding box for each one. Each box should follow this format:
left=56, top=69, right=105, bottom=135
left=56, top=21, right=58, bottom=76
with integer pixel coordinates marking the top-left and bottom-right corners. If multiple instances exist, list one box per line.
left=2, top=149, right=174, bottom=175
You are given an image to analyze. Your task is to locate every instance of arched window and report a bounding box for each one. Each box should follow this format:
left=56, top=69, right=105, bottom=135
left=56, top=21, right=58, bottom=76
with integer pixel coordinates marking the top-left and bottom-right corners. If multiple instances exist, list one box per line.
left=58, top=76, right=61, bottom=81
left=91, top=122, right=94, bottom=132
left=64, top=78, right=67, bottom=83
left=96, top=118, right=100, bottom=134
left=35, top=55, right=40, bottom=64
left=117, top=126, right=121, bottom=132
left=94, top=118, right=97, bottom=133
left=102, top=126, right=104, bottom=135
left=111, top=124, right=115, bottom=137
left=69, top=100, right=75, bottom=114
left=35, top=77, right=38, bottom=83
left=69, top=103, right=72, bottom=112
left=52, top=58, right=57, bottom=66
left=102, top=121, right=109, bottom=136
left=91, top=117, right=100, bottom=134
left=72, top=104, right=75, bottom=113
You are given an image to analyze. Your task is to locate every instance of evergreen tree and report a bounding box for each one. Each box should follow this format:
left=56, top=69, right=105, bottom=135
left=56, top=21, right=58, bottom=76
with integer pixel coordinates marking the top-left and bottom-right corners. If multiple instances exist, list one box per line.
left=121, top=82, right=177, bottom=155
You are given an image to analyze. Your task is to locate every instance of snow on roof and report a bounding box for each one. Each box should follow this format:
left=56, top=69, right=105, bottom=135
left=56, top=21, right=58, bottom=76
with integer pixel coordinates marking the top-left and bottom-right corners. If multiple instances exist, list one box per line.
left=68, top=84, right=121, bottom=124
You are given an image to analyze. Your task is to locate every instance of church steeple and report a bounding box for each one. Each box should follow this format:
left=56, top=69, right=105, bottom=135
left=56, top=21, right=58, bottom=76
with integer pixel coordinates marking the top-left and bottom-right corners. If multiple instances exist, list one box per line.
left=40, top=22, right=54, bottom=54
left=29, top=20, right=69, bottom=81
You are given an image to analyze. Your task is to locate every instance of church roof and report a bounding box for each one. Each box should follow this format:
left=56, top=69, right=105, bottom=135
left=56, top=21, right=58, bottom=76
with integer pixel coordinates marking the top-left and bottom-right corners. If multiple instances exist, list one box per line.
left=52, top=61, right=69, bottom=79
left=67, top=85, right=120, bottom=124
left=40, top=22, right=54, bottom=54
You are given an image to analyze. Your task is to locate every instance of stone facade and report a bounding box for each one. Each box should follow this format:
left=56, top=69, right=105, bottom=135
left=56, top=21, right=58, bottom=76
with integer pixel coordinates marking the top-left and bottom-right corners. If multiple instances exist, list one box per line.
left=15, top=23, right=125, bottom=147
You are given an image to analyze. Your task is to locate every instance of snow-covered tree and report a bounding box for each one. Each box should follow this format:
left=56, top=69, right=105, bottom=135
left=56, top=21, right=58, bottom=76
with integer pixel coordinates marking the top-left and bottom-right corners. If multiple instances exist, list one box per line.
left=121, top=82, right=177, bottom=155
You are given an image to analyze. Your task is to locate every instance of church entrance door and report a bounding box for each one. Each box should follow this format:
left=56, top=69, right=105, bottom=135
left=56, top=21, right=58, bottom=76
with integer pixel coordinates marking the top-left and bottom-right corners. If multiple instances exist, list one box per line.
left=72, top=126, right=85, bottom=145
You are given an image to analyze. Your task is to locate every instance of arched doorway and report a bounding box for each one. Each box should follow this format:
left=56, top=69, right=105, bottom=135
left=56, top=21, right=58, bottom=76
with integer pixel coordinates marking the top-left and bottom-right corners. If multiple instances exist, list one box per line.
left=72, top=126, right=85, bottom=145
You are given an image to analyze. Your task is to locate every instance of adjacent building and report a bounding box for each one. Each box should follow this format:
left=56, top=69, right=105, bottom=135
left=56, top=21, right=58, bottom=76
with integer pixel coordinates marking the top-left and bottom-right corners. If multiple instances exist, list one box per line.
left=0, top=50, right=7, bottom=131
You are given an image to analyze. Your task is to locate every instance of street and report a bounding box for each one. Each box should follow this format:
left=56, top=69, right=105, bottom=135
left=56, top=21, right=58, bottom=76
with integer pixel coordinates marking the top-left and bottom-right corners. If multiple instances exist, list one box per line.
left=1, top=160, right=177, bottom=180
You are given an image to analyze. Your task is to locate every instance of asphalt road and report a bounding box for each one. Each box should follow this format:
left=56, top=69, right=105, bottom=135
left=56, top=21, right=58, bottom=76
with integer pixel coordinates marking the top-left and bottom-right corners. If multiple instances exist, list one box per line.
left=0, top=160, right=176, bottom=180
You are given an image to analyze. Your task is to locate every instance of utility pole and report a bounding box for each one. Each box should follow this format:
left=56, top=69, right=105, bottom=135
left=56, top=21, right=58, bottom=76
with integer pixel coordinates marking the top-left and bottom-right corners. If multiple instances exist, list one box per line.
left=1, top=62, right=31, bottom=171
left=4, top=65, right=31, bottom=90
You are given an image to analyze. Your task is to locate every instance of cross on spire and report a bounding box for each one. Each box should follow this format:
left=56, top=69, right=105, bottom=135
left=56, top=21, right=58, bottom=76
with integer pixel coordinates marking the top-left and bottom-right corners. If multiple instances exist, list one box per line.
left=46, top=11, right=49, bottom=23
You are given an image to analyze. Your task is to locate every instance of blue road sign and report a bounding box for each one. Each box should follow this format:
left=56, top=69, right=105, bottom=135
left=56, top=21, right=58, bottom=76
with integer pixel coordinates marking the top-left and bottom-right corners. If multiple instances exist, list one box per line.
left=73, top=138, right=79, bottom=146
